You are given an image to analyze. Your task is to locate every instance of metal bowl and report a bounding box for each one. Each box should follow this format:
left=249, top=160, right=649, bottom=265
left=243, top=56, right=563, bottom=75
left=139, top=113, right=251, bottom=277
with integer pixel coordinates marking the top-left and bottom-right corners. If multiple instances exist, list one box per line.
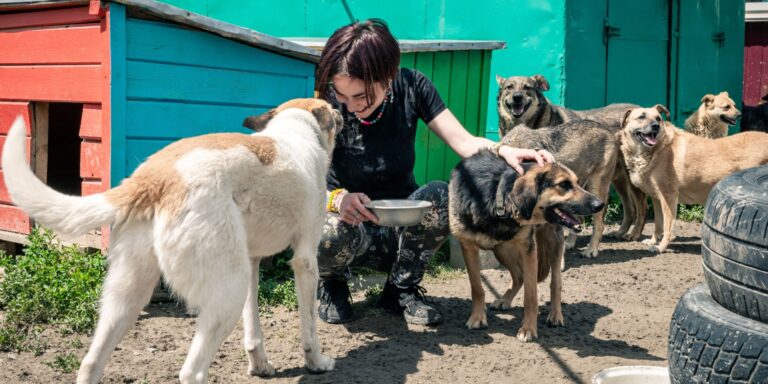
left=592, top=366, right=670, bottom=384
left=364, top=199, right=433, bottom=227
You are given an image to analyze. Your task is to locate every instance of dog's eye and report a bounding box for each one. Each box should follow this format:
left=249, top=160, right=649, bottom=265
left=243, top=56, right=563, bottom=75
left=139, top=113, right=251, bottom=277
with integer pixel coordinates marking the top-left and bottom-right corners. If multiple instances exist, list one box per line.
left=505, top=85, right=513, bottom=90
left=558, top=181, right=572, bottom=191
left=723, top=105, right=730, bottom=110
left=523, top=85, right=531, bottom=91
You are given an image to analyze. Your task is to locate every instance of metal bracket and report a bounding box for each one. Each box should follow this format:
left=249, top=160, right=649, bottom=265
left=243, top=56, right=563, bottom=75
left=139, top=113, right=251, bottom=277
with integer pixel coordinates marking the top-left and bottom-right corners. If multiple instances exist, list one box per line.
left=712, top=31, right=725, bottom=48
left=603, top=18, right=621, bottom=45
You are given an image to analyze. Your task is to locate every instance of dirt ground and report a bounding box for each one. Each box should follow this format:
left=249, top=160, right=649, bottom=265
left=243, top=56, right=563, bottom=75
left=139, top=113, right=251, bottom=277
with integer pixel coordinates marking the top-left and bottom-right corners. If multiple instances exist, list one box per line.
left=0, top=221, right=705, bottom=384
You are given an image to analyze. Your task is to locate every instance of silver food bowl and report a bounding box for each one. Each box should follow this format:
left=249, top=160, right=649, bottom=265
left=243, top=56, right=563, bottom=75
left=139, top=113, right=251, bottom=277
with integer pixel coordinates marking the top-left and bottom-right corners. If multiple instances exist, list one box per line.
left=592, top=366, right=670, bottom=384
left=364, top=199, right=433, bottom=227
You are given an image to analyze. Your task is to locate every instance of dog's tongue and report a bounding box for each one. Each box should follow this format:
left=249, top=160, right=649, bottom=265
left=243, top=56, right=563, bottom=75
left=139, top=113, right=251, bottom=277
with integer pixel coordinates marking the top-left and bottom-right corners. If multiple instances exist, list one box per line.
left=644, top=133, right=657, bottom=145
left=512, top=105, right=525, bottom=116
left=555, top=208, right=582, bottom=231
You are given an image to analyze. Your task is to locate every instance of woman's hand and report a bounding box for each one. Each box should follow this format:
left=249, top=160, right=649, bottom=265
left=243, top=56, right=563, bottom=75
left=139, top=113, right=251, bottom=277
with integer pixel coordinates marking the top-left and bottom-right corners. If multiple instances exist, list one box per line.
left=338, top=192, right=379, bottom=225
left=498, top=146, right=556, bottom=175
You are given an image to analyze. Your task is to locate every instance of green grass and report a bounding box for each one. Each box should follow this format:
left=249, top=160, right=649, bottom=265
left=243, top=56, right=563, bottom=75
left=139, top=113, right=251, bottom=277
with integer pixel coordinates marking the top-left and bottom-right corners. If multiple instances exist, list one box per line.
left=258, top=250, right=297, bottom=312
left=0, top=227, right=105, bottom=352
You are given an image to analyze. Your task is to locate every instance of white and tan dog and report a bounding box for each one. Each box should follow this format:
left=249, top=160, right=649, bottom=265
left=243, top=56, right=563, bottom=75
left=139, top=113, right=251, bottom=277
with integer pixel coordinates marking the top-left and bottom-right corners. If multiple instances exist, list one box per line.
left=619, top=104, right=768, bottom=253
left=1, top=98, right=343, bottom=384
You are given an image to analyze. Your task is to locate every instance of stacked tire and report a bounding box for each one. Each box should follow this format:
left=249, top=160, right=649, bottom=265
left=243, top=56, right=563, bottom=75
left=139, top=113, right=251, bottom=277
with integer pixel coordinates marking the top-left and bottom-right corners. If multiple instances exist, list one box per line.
left=669, top=165, right=768, bottom=384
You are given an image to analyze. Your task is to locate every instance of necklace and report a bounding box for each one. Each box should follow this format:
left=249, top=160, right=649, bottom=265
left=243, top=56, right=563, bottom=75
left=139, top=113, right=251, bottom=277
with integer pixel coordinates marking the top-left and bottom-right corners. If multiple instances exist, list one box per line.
left=355, top=87, right=393, bottom=126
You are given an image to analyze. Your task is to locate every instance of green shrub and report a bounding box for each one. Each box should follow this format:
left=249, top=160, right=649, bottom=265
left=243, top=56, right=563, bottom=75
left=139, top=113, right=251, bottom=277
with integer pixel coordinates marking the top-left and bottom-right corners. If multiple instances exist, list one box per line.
left=0, top=227, right=105, bottom=351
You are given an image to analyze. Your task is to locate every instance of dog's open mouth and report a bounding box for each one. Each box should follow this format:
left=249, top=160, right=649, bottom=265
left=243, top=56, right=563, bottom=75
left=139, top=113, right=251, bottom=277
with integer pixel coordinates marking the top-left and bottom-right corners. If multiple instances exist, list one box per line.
left=634, top=130, right=658, bottom=147
left=720, top=114, right=737, bottom=125
left=510, top=101, right=530, bottom=118
left=545, top=206, right=583, bottom=232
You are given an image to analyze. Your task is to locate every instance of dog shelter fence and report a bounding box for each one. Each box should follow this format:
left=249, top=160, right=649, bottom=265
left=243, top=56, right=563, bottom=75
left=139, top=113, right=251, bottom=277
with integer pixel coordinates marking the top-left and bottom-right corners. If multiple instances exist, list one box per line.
left=0, top=0, right=505, bottom=250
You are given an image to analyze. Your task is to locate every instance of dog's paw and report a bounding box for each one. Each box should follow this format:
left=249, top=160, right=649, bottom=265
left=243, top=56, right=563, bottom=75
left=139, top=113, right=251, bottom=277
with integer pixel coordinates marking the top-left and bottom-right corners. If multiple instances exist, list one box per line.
left=641, top=238, right=657, bottom=246
left=624, top=232, right=641, bottom=241
left=248, top=360, right=276, bottom=377
left=546, top=312, right=565, bottom=327
left=465, top=312, right=488, bottom=329
left=490, top=299, right=513, bottom=311
left=305, top=353, right=335, bottom=373
left=647, top=245, right=662, bottom=254
left=606, top=230, right=626, bottom=239
left=516, top=325, right=537, bottom=342
left=580, top=248, right=598, bottom=259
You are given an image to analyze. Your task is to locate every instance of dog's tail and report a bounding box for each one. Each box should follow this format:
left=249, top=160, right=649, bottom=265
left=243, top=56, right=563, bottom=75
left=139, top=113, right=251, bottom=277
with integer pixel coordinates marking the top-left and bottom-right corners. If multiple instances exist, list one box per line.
left=2, top=116, right=117, bottom=237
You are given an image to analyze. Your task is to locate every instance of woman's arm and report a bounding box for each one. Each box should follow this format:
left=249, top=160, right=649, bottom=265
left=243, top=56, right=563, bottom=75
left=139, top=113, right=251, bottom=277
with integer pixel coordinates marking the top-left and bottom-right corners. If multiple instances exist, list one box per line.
left=427, top=109, right=554, bottom=174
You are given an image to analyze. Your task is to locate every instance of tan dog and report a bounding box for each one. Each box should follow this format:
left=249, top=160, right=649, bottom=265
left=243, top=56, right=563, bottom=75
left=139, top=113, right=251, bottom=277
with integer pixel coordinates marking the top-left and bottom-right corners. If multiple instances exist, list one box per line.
left=619, top=105, right=768, bottom=253
left=684, top=91, right=742, bottom=139
left=2, top=99, right=342, bottom=383
left=449, top=152, right=603, bottom=341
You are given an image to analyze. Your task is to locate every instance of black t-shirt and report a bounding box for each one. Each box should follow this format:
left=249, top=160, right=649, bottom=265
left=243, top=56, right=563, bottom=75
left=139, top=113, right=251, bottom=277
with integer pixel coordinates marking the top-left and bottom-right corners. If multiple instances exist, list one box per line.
left=327, top=68, right=447, bottom=200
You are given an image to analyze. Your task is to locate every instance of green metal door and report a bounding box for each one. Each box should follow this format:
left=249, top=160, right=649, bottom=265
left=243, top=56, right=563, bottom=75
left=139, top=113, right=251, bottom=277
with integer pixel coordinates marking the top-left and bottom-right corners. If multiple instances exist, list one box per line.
left=605, top=0, right=669, bottom=106
left=675, top=0, right=745, bottom=132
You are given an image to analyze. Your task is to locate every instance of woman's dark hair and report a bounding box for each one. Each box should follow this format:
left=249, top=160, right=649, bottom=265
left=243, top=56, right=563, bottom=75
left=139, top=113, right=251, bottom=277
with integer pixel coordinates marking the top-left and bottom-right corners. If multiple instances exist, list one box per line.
left=316, top=18, right=400, bottom=106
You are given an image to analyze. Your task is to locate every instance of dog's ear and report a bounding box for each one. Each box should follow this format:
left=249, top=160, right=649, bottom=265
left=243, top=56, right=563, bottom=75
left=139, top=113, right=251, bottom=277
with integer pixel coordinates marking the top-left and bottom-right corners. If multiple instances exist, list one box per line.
left=532, top=74, right=550, bottom=92
left=621, top=108, right=633, bottom=129
left=509, top=171, right=538, bottom=220
left=653, top=104, right=671, bottom=120
left=720, top=91, right=730, bottom=98
left=496, top=74, right=506, bottom=88
left=311, top=107, right=335, bottom=132
left=243, top=109, right=277, bottom=132
left=701, top=94, right=715, bottom=106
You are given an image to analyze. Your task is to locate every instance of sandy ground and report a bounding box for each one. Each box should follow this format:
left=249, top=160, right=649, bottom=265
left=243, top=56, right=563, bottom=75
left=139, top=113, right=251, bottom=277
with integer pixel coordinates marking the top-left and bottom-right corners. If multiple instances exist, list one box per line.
left=0, top=221, right=705, bottom=384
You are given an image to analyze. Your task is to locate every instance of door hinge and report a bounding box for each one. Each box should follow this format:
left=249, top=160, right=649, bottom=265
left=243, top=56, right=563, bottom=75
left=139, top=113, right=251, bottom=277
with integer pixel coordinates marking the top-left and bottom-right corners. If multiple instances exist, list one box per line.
left=712, top=31, right=725, bottom=47
left=603, top=18, right=621, bottom=45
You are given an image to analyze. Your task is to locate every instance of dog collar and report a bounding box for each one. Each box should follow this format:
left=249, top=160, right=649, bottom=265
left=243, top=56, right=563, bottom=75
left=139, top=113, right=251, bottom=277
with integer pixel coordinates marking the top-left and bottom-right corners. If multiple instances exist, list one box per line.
left=495, top=177, right=507, bottom=218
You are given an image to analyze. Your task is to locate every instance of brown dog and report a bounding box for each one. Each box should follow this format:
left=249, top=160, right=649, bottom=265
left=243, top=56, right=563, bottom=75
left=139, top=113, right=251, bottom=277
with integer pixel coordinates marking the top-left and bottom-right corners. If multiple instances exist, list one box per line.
left=619, top=105, right=768, bottom=253
left=684, top=91, right=742, bottom=139
left=449, top=151, right=603, bottom=341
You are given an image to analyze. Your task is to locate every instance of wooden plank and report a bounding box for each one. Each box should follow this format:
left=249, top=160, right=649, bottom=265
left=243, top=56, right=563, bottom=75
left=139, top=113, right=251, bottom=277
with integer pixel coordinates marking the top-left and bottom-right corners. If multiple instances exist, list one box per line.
left=110, top=0, right=320, bottom=63
left=0, top=6, right=97, bottom=30
left=81, top=179, right=103, bottom=196
left=32, top=103, right=48, bottom=184
left=126, top=18, right=314, bottom=76
left=108, top=3, right=127, bottom=187
left=0, top=25, right=101, bottom=65
left=0, top=102, right=31, bottom=134
left=79, top=104, right=102, bottom=139
left=80, top=140, right=103, bottom=179
left=125, top=100, right=259, bottom=139
left=0, top=65, right=102, bottom=103
left=125, top=60, right=311, bottom=107
left=0, top=205, right=31, bottom=235
left=426, top=51, right=452, bottom=182
left=443, top=50, right=469, bottom=180
left=412, top=52, right=434, bottom=186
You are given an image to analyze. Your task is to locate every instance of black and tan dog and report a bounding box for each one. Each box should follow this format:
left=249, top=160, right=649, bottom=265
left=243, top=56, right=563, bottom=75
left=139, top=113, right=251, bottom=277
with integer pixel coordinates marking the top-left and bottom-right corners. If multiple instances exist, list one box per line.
left=449, top=151, right=604, bottom=341
left=496, top=74, right=646, bottom=242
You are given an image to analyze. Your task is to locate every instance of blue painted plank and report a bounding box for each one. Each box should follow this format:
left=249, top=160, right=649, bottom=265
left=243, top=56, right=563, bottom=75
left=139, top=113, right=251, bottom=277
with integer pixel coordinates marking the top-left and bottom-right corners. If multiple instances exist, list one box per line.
left=125, top=139, right=172, bottom=175
left=110, top=4, right=128, bottom=187
left=125, top=100, right=260, bottom=139
left=125, top=18, right=315, bottom=75
left=125, top=60, right=312, bottom=106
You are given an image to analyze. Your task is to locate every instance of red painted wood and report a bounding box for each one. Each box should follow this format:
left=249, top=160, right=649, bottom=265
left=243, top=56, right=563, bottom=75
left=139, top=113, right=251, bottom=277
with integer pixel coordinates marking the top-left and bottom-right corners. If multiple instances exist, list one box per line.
left=0, top=6, right=98, bottom=30
left=0, top=205, right=31, bottom=234
left=81, top=179, right=104, bottom=196
left=99, top=5, right=112, bottom=250
left=79, top=104, right=102, bottom=140
left=744, top=23, right=768, bottom=105
left=0, top=102, right=31, bottom=135
left=80, top=140, right=103, bottom=179
left=0, top=65, right=102, bottom=103
left=0, top=25, right=101, bottom=65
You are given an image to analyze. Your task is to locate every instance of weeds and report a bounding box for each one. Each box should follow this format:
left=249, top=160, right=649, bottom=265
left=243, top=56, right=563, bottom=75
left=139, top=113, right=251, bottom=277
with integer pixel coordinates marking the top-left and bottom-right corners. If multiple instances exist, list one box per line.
left=0, top=227, right=105, bottom=352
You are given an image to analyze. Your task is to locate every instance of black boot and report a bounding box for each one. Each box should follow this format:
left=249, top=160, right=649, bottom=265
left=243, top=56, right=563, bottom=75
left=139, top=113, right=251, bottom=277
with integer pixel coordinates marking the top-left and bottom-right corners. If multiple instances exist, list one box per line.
left=317, top=279, right=352, bottom=324
left=379, top=281, right=443, bottom=325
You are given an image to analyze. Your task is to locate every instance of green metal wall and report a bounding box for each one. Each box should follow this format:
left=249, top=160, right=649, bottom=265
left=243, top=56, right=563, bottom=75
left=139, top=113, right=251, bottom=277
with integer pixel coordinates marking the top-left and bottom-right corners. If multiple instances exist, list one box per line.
left=159, top=0, right=567, bottom=141
left=564, top=0, right=745, bottom=130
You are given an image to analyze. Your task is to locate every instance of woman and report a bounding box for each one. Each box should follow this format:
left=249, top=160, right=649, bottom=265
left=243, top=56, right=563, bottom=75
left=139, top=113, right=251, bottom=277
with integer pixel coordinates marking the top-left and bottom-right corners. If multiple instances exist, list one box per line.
left=316, top=19, right=554, bottom=325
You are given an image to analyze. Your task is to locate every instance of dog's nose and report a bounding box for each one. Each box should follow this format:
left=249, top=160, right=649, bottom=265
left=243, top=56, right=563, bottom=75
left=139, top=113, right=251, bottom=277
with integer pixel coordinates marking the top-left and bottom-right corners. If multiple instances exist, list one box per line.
left=590, top=198, right=605, bottom=213
left=736, top=112, right=742, bottom=119
left=512, top=92, right=524, bottom=101
left=650, top=122, right=660, bottom=132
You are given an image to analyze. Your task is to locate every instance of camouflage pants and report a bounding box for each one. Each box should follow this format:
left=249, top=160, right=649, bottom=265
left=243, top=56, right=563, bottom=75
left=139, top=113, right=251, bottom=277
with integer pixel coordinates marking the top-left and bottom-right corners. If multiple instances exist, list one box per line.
left=317, top=181, right=450, bottom=288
